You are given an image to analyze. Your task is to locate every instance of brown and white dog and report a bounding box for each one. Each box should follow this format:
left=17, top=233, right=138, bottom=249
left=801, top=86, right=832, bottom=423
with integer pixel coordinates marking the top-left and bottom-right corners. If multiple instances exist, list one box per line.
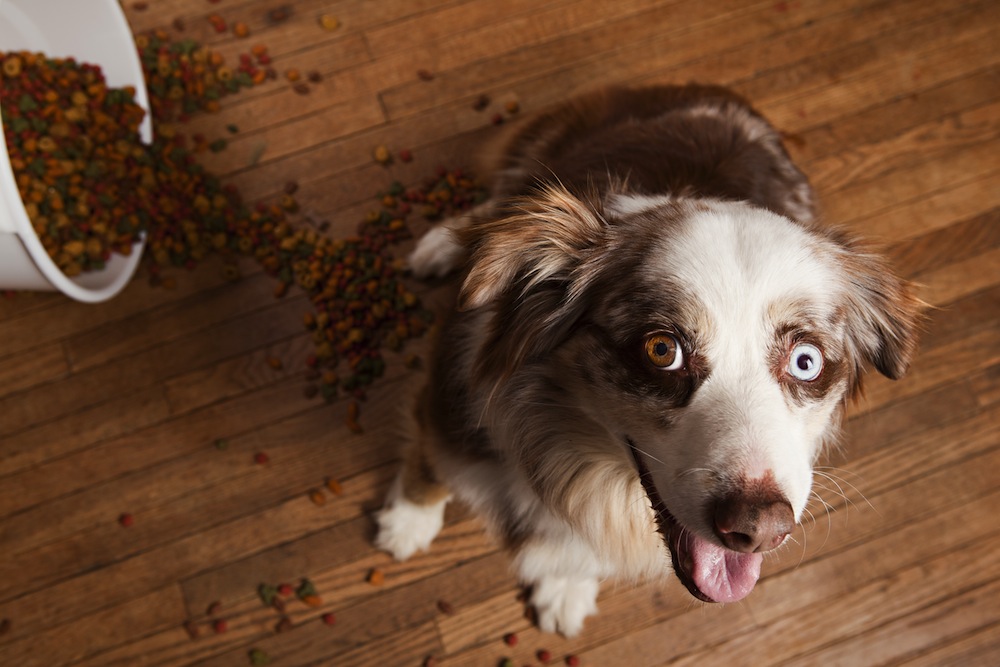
left=374, top=85, right=920, bottom=636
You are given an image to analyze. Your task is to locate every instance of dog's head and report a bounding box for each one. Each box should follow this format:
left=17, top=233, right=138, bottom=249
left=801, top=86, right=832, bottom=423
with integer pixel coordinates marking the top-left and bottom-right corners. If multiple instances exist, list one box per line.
left=458, top=184, right=921, bottom=602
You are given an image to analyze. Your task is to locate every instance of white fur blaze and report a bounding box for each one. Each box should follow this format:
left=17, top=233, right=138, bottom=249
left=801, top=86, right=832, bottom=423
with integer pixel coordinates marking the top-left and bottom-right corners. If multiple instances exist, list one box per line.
left=530, top=576, right=600, bottom=637
left=373, top=477, right=449, bottom=561
left=408, top=223, right=465, bottom=279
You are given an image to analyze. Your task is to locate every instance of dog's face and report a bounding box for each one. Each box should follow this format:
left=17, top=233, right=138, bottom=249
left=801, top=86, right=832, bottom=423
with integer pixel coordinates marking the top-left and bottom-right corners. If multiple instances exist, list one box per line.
left=458, top=186, right=920, bottom=603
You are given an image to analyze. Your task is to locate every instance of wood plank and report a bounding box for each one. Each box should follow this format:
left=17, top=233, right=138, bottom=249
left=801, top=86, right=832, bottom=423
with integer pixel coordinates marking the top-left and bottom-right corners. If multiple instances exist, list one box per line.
left=785, top=577, right=1000, bottom=667
left=64, top=265, right=279, bottom=373
left=0, top=342, right=69, bottom=401
left=0, top=386, right=170, bottom=481
left=0, top=586, right=184, bottom=667
left=0, top=293, right=309, bottom=438
left=846, top=171, right=1000, bottom=244
left=899, top=620, right=1000, bottom=667
left=0, top=376, right=311, bottom=518
left=791, top=65, right=1000, bottom=163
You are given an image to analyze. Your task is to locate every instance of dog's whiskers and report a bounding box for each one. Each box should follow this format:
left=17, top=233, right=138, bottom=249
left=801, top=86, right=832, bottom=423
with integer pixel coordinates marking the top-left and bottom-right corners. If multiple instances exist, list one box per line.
left=814, top=467, right=879, bottom=517
left=629, top=443, right=666, bottom=466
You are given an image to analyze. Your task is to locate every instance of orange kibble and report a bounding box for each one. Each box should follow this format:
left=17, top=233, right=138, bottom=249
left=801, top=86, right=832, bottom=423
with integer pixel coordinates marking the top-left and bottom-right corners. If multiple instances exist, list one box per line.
left=233, top=22, right=250, bottom=38
left=319, top=14, right=340, bottom=31
left=309, top=489, right=326, bottom=506
left=372, top=145, right=391, bottom=164
left=325, top=478, right=343, bottom=496
left=284, top=68, right=301, bottom=82
left=301, top=594, right=323, bottom=608
left=367, top=568, right=385, bottom=586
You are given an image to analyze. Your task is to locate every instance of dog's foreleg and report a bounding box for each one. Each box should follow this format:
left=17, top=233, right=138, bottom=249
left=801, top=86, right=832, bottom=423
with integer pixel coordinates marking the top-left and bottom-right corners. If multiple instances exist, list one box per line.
left=408, top=201, right=496, bottom=279
left=515, top=533, right=603, bottom=637
left=374, top=444, right=450, bottom=561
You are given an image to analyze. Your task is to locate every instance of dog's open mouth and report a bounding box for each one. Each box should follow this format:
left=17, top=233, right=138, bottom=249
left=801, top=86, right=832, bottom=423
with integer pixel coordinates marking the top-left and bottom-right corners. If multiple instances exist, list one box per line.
left=626, top=438, right=762, bottom=603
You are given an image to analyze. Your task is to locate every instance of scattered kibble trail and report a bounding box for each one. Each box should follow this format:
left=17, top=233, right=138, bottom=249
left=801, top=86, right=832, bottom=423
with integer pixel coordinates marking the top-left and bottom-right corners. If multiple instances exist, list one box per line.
left=2, top=27, right=490, bottom=404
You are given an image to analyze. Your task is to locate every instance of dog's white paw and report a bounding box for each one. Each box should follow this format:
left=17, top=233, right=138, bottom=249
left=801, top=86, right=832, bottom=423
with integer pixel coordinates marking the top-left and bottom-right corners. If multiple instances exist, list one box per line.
left=408, top=224, right=465, bottom=279
left=374, top=495, right=448, bottom=561
left=531, top=576, right=599, bottom=638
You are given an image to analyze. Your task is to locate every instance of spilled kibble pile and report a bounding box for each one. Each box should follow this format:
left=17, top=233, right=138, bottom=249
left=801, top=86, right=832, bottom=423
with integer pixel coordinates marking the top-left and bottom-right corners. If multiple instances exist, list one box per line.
left=0, top=52, right=148, bottom=276
left=1, top=27, right=489, bottom=400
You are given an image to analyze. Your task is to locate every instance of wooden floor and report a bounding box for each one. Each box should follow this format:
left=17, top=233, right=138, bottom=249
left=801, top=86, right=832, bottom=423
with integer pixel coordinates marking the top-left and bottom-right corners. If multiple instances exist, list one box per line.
left=1, top=0, right=998, bottom=665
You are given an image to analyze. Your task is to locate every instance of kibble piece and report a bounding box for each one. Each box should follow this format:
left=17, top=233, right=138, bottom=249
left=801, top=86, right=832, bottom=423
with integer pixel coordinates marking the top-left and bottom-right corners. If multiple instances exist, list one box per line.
left=118, top=513, right=134, bottom=527
left=258, top=583, right=279, bottom=606
left=322, top=612, right=336, bottom=625
left=366, top=568, right=385, bottom=586
left=213, top=619, right=228, bottom=634
left=254, top=452, right=270, bottom=465
left=309, top=489, right=326, bottom=506
left=325, top=478, right=344, bottom=495
left=248, top=648, right=271, bottom=666
left=319, top=14, right=340, bottom=31
left=301, top=594, right=323, bottom=607
left=372, top=145, right=391, bottom=164
left=503, top=632, right=518, bottom=647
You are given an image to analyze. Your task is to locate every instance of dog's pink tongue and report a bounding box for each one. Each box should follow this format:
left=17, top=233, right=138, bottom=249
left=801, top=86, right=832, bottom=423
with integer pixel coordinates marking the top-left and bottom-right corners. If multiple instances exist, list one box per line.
left=687, top=533, right=762, bottom=603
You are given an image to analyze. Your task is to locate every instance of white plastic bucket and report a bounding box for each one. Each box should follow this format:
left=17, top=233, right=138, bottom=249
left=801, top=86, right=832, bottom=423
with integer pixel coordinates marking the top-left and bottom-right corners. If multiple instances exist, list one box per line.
left=0, top=0, right=151, bottom=303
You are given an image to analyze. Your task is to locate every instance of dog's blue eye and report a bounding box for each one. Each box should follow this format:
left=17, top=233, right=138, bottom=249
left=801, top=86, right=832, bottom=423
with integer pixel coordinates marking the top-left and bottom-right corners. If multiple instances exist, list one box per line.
left=645, top=334, right=684, bottom=370
left=788, top=343, right=823, bottom=381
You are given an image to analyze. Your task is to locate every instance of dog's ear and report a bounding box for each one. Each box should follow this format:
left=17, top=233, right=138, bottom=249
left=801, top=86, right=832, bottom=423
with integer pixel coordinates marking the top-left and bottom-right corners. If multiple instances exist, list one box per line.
left=456, top=184, right=608, bottom=381
left=835, top=236, right=923, bottom=388
left=458, top=183, right=607, bottom=310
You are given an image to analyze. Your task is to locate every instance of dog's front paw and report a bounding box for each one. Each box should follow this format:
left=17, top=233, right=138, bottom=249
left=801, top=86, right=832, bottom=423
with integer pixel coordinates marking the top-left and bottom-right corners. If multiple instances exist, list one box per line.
left=373, top=495, right=448, bottom=561
left=408, top=225, right=465, bottom=279
left=530, top=577, right=599, bottom=638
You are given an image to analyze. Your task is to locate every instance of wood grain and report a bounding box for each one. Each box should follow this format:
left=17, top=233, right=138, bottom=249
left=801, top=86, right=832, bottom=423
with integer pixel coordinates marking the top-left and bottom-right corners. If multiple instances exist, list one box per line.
left=0, top=1, right=996, bottom=665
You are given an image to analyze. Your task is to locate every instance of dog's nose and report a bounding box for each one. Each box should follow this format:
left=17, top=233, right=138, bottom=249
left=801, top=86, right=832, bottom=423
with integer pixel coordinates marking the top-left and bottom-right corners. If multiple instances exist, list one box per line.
left=713, top=489, right=794, bottom=553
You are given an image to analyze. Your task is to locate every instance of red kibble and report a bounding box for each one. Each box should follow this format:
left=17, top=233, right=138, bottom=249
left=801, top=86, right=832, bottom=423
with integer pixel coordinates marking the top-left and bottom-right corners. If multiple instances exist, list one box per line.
left=213, top=619, right=228, bottom=634
left=491, top=112, right=505, bottom=125
left=503, top=632, right=518, bottom=647
left=398, top=149, right=413, bottom=163
left=565, top=655, right=580, bottom=666
left=254, top=452, right=270, bottom=465
left=118, top=513, right=134, bottom=527
left=537, top=649, right=552, bottom=663
left=322, top=612, right=336, bottom=625
left=278, top=583, right=294, bottom=596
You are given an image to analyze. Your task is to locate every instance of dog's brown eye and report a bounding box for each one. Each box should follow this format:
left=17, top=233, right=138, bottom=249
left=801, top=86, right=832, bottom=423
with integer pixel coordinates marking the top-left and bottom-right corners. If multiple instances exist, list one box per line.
left=645, top=334, right=684, bottom=370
